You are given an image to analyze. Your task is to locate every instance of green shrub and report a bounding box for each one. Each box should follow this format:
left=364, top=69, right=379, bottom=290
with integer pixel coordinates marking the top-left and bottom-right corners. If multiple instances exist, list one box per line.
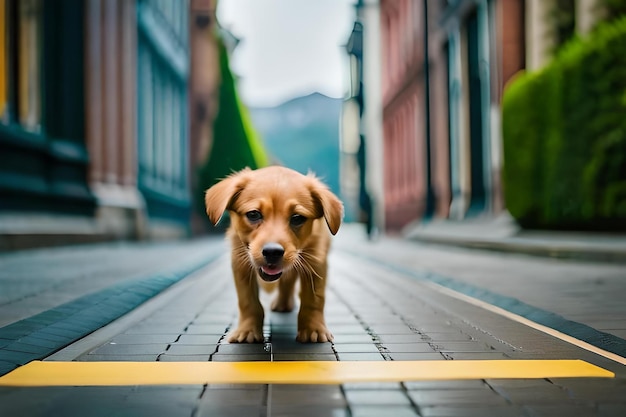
left=601, top=0, right=626, bottom=21
left=502, top=17, right=626, bottom=229
left=501, top=62, right=562, bottom=227
left=194, top=38, right=269, bottom=218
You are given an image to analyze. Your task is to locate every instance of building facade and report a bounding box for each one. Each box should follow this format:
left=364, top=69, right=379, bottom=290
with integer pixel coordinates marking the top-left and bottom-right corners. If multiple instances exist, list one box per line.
left=344, top=0, right=386, bottom=235
left=369, top=0, right=605, bottom=232
left=0, top=0, right=219, bottom=250
left=376, top=0, right=533, bottom=231
left=379, top=0, right=428, bottom=231
left=429, top=0, right=500, bottom=222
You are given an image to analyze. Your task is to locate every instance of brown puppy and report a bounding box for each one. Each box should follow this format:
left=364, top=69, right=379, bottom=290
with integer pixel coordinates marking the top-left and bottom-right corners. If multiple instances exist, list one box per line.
left=205, top=166, right=343, bottom=343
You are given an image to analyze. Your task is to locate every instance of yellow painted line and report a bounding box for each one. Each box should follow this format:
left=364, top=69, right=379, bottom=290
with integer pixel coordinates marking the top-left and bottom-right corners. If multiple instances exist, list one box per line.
left=0, top=360, right=613, bottom=387
left=428, top=283, right=626, bottom=366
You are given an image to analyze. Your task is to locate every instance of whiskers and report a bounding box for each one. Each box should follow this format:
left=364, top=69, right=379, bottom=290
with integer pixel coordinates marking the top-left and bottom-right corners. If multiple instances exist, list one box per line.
left=232, top=244, right=256, bottom=284
left=233, top=243, right=325, bottom=294
left=293, top=250, right=324, bottom=297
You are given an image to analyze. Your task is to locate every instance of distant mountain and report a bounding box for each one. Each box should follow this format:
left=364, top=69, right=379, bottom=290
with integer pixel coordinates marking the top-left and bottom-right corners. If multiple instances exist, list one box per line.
left=249, top=93, right=343, bottom=197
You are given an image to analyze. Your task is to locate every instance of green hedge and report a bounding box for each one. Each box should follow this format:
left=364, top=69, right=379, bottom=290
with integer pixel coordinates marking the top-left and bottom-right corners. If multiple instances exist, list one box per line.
left=195, top=38, right=269, bottom=216
left=502, top=17, right=626, bottom=230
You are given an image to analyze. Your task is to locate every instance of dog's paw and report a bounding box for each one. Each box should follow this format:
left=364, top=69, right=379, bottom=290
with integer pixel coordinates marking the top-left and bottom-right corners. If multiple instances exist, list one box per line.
left=296, top=325, right=334, bottom=343
left=227, top=326, right=264, bottom=343
left=271, top=296, right=295, bottom=313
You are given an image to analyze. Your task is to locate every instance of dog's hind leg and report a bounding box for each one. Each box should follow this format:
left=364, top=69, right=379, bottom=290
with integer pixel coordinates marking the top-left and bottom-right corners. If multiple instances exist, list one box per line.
left=270, top=271, right=297, bottom=312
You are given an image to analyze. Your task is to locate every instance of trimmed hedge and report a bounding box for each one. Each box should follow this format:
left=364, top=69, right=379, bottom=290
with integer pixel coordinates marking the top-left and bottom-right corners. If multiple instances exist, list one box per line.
left=502, top=17, right=626, bottom=230
left=195, top=38, right=269, bottom=216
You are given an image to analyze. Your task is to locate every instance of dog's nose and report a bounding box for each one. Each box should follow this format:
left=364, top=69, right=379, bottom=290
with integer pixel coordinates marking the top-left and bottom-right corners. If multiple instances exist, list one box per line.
left=262, top=243, right=284, bottom=264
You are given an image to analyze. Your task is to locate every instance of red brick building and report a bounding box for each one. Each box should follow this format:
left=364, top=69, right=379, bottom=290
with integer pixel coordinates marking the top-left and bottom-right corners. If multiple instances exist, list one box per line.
left=379, top=0, right=526, bottom=231
left=380, top=0, right=426, bottom=230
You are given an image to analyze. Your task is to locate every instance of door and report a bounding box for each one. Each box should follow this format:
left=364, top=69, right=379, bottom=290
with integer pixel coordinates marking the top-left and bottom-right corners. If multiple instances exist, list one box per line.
left=466, top=8, right=487, bottom=216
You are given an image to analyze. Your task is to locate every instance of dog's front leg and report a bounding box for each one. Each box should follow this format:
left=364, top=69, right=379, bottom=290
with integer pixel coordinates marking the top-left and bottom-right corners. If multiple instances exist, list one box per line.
left=296, top=262, right=333, bottom=343
left=228, top=264, right=264, bottom=343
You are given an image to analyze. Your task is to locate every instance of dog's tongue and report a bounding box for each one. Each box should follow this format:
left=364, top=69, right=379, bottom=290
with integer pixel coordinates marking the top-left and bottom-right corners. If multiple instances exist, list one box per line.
left=261, top=265, right=282, bottom=276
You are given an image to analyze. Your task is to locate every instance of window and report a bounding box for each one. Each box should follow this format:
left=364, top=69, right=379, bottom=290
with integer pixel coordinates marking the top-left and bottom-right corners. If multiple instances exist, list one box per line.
left=0, top=0, right=42, bottom=131
left=17, top=0, right=41, bottom=131
left=137, top=0, right=191, bottom=220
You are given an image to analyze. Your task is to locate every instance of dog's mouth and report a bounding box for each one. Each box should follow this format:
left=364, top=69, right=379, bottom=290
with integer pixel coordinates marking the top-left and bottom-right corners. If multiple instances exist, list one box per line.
left=259, top=264, right=283, bottom=282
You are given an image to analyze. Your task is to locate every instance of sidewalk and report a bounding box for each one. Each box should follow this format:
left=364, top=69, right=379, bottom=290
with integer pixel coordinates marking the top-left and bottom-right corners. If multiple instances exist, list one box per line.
left=1, top=231, right=624, bottom=416
left=0, top=237, right=226, bottom=375
left=402, top=213, right=626, bottom=263
left=334, top=223, right=626, bottom=346
left=0, top=226, right=625, bottom=415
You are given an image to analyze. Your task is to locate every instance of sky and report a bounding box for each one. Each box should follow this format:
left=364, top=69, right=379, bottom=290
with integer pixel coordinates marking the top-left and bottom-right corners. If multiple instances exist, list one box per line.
left=217, top=0, right=357, bottom=107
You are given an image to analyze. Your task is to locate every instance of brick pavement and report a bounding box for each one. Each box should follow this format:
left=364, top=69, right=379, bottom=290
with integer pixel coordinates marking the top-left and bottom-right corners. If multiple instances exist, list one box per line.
left=0, top=238, right=225, bottom=326
left=338, top=224, right=626, bottom=344
left=0, top=228, right=626, bottom=417
left=7, top=246, right=619, bottom=417
left=0, top=238, right=224, bottom=375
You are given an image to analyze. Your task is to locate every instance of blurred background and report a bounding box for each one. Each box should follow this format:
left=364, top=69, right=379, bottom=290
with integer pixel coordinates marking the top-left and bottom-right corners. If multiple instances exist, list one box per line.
left=0, top=0, right=625, bottom=250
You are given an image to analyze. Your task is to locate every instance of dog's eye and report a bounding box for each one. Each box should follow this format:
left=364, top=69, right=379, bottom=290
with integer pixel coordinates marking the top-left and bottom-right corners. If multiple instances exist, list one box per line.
left=290, top=214, right=307, bottom=227
left=246, top=210, right=263, bottom=223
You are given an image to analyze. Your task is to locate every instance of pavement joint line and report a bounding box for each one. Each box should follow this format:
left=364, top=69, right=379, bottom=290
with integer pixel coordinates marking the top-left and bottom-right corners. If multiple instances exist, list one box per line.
left=0, top=252, right=222, bottom=376
left=45, top=259, right=231, bottom=362
left=338, top=249, right=626, bottom=363
left=428, top=283, right=626, bottom=367
left=0, top=360, right=614, bottom=387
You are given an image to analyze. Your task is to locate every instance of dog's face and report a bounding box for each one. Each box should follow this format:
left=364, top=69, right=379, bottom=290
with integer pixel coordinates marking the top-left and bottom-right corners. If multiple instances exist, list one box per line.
left=205, top=166, right=343, bottom=282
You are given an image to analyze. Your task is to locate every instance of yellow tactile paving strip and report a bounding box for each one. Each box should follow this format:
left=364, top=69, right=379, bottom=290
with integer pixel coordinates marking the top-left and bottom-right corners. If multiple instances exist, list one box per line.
left=0, top=360, right=614, bottom=387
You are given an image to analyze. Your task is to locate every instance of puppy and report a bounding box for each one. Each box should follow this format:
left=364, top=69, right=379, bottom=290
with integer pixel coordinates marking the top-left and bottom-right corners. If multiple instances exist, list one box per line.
left=205, top=166, right=343, bottom=343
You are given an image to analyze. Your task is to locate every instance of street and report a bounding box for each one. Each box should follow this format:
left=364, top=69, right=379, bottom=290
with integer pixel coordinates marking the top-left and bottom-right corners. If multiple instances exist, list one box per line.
left=0, top=225, right=625, bottom=416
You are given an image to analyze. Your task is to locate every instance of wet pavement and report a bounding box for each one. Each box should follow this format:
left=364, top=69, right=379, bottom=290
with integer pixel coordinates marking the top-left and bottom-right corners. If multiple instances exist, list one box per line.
left=0, top=225, right=625, bottom=416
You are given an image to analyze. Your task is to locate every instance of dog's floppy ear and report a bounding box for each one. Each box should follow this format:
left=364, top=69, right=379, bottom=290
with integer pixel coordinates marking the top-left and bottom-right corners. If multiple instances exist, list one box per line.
left=205, top=169, right=251, bottom=225
left=309, top=179, right=344, bottom=235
